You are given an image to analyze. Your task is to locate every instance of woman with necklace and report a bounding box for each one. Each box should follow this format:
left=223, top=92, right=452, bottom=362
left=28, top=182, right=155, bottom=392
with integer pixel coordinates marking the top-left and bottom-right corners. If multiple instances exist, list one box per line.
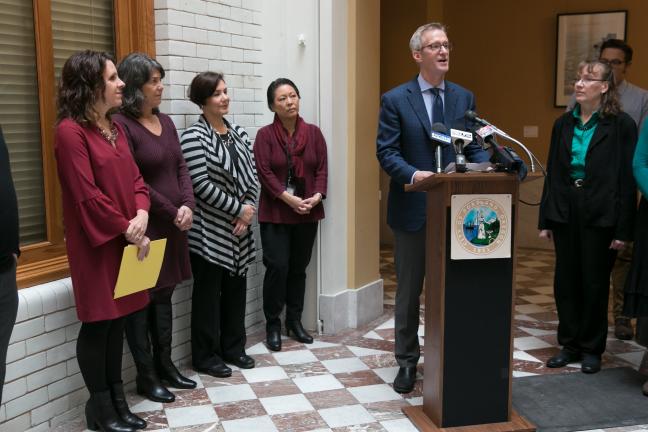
left=539, top=60, right=637, bottom=375
left=254, top=78, right=328, bottom=351
left=181, top=72, right=259, bottom=377
left=113, top=53, right=197, bottom=403
left=55, top=50, right=150, bottom=431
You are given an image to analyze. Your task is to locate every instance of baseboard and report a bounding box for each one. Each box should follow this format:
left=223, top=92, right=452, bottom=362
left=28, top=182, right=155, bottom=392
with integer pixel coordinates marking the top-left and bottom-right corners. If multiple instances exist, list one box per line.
left=319, top=279, right=384, bottom=334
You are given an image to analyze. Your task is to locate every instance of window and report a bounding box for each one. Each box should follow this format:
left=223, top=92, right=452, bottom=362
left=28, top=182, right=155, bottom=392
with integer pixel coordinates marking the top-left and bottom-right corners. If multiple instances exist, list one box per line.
left=0, top=0, right=154, bottom=288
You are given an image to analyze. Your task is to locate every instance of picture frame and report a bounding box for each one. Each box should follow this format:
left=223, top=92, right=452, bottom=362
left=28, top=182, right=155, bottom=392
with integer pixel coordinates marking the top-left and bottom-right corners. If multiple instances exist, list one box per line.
left=554, top=10, right=627, bottom=107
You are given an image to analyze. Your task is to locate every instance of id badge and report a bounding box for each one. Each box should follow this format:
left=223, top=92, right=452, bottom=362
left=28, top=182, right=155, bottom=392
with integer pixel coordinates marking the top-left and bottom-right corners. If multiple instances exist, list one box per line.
left=286, top=184, right=296, bottom=195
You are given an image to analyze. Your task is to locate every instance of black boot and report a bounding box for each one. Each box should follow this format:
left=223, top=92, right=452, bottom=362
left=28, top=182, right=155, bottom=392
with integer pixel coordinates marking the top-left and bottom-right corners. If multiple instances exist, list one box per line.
left=286, top=321, right=314, bottom=344
left=151, top=303, right=197, bottom=389
left=125, top=308, right=175, bottom=403
left=266, top=328, right=282, bottom=351
left=85, top=390, right=136, bottom=432
left=110, top=382, right=147, bottom=430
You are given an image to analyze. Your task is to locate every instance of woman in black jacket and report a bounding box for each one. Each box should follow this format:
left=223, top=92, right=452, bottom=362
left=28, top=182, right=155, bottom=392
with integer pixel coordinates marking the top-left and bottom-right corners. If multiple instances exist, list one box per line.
left=538, top=59, right=637, bottom=374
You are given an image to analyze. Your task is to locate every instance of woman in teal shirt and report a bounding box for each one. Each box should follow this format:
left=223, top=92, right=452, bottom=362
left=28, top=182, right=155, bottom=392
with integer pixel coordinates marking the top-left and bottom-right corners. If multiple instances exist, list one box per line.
left=539, top=60, right=637, bottom=374
left=624, top=117, right=648, bottom=396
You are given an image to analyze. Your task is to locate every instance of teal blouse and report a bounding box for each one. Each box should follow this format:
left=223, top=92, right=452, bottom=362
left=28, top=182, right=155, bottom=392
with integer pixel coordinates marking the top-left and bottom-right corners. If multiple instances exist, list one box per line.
left=634, top=117, right=648, bottom=197
left=570, top=105, right=600, bottom=180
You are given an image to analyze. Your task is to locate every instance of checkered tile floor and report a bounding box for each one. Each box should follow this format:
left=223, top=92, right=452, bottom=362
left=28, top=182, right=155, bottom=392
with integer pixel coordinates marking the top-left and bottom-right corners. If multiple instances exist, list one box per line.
left=56, top=248, right=648, bottom=432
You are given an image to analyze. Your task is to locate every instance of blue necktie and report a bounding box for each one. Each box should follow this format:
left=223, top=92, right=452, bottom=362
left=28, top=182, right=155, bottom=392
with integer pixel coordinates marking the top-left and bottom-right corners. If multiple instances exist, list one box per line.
left=431, top=87, right=444, bottom=125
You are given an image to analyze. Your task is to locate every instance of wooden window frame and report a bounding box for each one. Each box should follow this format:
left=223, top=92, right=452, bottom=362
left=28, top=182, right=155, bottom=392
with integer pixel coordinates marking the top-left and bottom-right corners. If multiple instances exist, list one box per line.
left=16, top=0, right=155, bottom=288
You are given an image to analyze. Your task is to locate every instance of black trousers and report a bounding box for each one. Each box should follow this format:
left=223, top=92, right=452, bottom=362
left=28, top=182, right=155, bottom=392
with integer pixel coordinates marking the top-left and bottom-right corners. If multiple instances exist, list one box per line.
left=0, top=259, right=18, bottom=404
left=551, top=186, right=617, bottom=355
left=190, top=253, right=247, bottom=368
left=393, top=227, right=426, bottom=368
left=76, top=317, right=126, bottom=393
left=260, top=222, right=318, bottom=331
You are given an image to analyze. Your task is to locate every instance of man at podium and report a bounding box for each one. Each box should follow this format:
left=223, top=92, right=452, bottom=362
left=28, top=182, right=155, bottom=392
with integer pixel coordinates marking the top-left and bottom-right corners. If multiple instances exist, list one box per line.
left=376, top=22, right=490, bottom=393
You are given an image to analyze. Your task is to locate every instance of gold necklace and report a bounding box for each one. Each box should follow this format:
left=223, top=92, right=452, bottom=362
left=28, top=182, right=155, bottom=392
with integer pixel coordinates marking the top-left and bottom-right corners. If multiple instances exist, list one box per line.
left=96, top=123, right=118, bottom=146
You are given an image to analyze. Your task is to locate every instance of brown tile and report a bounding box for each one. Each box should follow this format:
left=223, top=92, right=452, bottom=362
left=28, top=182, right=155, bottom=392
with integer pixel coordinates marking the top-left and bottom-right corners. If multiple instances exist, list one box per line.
left=332, top=422, right=387, bottom=431
left=283, top=361, right=329, bottom=379
left=136, top=410, right=167, bottom=430
left=360, top=353, right=398, bottom=369
left=250, top=379, right=301, bottom=398
left=334, top=370, right=384, bottom=388
left=171, top=424, right=223, bottom=432
left=253, top=353, right=280, bottom=367
left=164, top=388, right=210, bottom=408
left=305, top=388, right=359, bottom=409
left=214, top=399, right=266, bottom=421
left=362, top=400, right=409, bottom=421
left=311, top=345, right=356, bottom=361
left=271, top=411, right=329, bottom=432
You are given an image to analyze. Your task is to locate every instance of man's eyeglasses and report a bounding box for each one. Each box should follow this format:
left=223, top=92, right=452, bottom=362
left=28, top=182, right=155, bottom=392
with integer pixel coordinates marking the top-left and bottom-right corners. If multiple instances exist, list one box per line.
left=599, top=58, right=625, bottom=66
left=420, top=42, right=452, bottom=52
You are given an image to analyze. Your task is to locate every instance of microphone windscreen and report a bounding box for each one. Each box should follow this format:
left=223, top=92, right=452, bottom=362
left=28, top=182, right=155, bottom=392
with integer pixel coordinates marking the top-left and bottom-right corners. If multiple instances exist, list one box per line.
left=432, top=122, right=448, bottom=133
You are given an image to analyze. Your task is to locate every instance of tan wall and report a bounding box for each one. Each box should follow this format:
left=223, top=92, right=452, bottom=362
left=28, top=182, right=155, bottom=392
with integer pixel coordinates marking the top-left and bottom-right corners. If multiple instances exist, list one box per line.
left=379, top=0, right=648, bottom=249
left=348, top=0, right=381, bottom=288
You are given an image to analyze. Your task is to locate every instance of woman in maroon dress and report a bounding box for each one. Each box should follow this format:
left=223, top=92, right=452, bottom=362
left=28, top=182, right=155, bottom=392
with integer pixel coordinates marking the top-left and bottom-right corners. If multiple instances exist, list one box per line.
left=55, top=50, right=149, bottom=431
left=254, top=78, right=328, bottom=351
left=114, top=53, right=196, bottom=403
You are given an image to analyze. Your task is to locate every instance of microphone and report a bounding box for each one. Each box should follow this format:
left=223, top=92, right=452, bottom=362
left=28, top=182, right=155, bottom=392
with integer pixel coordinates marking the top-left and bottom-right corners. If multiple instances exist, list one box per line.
left=464, top=110, right=490, bottom=127
left=431, top=123, right=450, bottom=173
left=474, top=125, right=498, bottom=149
left=450, top=129, right=472, bottom=173
left=474, top=125, right=520, bottom=172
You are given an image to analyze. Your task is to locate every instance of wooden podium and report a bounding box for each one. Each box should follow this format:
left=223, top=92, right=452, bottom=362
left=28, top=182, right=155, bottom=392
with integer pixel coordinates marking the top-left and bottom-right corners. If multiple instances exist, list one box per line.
left=401, top=172, right=535, bottom=432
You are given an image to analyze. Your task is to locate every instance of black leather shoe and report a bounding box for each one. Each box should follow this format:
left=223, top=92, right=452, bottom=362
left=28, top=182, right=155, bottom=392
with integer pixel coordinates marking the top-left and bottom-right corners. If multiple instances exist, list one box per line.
left=266, top=329, right=282, bottom=352
left=136, top=372, right=175, bottom=403
left=546, top=350, right=581, bottom=368
left=393, top=366, right=417, bottom=394
left=157, top=359, right=197, bottom=389
left=194, top=362, right=232, bottom=378
left=225, top=354, right=255, bottom=369
left=581, top=354, right=601, bottom=374
left=286, top=321, right=314, bottom=344
left=111, top=383, right=147, bottom=429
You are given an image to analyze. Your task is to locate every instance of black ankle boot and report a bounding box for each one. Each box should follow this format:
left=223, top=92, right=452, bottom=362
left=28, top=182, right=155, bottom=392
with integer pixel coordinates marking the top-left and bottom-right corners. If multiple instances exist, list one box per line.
left=151, top=303, right=197, bottom=389
left=286, top=321, right=314, bottom=344
left=266, top=328, right=282, bottom=351
left=85, top=390, right=136, bottom=432
left=125, top=308, right=175, bottom=403
left=110, top=383, right=147, bottom=430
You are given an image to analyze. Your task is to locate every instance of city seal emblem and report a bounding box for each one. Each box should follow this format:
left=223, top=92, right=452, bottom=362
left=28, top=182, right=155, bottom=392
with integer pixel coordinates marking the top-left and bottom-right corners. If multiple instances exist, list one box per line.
left=451, top=195, right=511, bottom=259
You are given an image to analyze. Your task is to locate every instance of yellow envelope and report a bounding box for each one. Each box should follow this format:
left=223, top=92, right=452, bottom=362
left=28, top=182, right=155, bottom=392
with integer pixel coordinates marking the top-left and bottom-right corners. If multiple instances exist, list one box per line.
left=114, top=239, right=167, bottom=299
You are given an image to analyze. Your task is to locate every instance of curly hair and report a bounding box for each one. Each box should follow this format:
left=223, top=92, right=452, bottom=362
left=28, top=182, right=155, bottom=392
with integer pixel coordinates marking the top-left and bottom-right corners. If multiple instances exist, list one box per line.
left=56, top=50, right=115, bottom=126
left=577, top=60, right=620, bottom=117
left=117, top=53, right=165, bottom=119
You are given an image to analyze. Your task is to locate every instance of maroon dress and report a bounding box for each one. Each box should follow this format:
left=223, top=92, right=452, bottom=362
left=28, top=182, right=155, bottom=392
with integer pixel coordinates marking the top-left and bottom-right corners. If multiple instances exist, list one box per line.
left=114, top=113, right=194, bottom=289
left=55, top=118, right=150, bottom=322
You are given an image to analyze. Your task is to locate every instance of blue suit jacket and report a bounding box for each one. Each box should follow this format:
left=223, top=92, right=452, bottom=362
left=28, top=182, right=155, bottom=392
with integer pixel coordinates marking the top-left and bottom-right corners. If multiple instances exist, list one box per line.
left=376, top=77, right=490, bottom=232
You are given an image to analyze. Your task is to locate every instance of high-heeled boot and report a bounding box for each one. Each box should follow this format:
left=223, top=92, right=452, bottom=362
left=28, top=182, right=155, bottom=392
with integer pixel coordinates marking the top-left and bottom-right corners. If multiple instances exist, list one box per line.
left=85, top=390, right=135, bottom=432
left=124, top=308, right=175, bottom=402
left=286, top=320, right=314, bottom=344
left=266, top=328, right=282, bottom=351
left=151, top=302, right=197, bottom=389
left=110, top=382, right=147, bottom=430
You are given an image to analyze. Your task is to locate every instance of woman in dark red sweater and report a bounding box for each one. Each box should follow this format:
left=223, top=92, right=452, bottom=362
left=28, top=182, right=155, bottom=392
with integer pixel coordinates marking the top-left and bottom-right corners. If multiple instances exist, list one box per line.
left=254, top=78, right=328, bottom=351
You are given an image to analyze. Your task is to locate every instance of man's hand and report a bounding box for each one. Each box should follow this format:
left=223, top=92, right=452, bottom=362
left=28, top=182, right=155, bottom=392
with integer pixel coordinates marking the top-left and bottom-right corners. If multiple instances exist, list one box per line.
left=538, top=229, right=553, bottom=242
left=610, top=239, right=626, bottom=250
left=413, top=171, right=434, bottom=183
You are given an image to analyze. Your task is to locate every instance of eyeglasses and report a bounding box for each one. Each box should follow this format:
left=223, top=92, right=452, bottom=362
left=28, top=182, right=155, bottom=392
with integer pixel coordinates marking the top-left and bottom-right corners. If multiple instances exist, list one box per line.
left=420, top=42, right=453, bottom=52
left=572, top=77, right=607, bottom=85
left=599, top=58, right=625, bottom=66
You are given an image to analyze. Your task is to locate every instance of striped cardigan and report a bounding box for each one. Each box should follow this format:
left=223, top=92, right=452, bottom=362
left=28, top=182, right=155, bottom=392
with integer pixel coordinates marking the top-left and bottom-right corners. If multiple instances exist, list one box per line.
left=180, top=115, right=259, bottom=275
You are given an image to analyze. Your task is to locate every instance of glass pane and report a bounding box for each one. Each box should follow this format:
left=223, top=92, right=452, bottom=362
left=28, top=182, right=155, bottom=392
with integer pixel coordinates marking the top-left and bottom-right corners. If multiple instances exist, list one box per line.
left=0, top=0, right=46, bottom=245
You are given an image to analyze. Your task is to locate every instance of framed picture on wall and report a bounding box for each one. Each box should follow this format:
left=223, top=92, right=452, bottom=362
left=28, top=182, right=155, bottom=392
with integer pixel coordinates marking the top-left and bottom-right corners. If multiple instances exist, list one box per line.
left=554, top=10, right=627, bottom=107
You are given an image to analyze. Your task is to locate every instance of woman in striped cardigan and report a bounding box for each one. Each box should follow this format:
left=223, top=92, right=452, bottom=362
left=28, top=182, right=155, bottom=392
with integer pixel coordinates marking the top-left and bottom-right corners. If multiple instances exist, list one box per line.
left=181, top=72, right=259, bottom=377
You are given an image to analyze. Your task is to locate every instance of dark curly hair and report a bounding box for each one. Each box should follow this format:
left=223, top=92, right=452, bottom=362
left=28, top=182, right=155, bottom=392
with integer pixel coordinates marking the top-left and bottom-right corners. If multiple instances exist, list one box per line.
left=56, top=50, right=115, bottom=126
left=188, top=72, right=225, bottom=108
left=266, top=78, right=300, bottom=111
left=118, top=53, right=165, bottom=119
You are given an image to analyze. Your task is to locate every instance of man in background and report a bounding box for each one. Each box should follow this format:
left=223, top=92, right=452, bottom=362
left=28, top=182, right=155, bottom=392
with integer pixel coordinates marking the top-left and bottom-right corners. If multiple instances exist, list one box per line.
left=0, top=126, right=20, bottom=403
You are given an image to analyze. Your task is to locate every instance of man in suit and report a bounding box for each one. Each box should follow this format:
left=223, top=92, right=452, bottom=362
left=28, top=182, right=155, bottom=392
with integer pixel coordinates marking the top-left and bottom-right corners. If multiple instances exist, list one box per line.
left=0, top=126, right=19, bottom=404
left=376, top=22, right=489, bottom=393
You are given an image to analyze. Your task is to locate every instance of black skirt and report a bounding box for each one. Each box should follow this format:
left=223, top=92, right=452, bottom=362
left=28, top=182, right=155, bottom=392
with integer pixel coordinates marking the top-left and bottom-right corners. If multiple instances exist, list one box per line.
left=623, top=197, right=648, bottom=346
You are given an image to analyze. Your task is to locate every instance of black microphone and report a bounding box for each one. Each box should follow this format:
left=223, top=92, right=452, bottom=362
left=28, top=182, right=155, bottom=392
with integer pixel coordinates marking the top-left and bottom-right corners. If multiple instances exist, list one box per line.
left=474, top=125, right=520, bottom=172
left=450, top=129, right=472, bottom=173
left=430, top=123, right=450, bottom=173
left=464, top=110, right=490, bottom=127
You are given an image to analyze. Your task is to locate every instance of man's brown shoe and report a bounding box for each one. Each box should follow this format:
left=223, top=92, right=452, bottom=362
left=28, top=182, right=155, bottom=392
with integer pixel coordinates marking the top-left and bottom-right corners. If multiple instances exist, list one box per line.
left=614, top=317, right=634, bottom=340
